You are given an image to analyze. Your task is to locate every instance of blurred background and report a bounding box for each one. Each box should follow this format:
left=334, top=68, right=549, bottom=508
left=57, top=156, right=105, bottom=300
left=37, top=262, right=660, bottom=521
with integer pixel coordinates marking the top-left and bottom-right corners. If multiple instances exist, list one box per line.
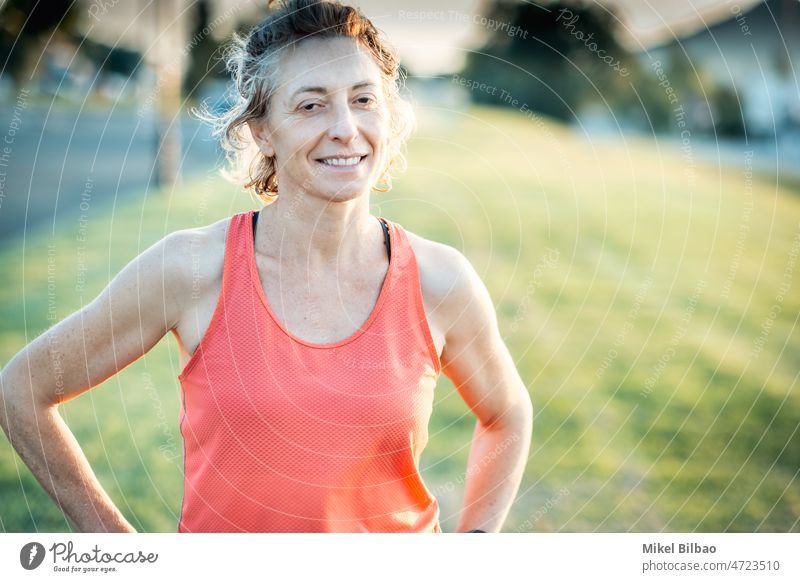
left=0, top=0, right=798, bottom=532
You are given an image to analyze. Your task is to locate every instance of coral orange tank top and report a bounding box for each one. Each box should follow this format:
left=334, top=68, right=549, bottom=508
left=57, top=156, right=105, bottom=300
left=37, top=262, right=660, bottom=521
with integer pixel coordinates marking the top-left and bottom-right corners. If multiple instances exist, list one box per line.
left=176, top=210, right=442, bottom=532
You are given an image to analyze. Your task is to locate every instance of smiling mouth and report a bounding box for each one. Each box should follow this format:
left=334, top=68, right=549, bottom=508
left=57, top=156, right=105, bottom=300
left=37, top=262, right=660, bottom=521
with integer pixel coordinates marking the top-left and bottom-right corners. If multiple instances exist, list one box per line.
left=316, top=155, right=367, bottom=168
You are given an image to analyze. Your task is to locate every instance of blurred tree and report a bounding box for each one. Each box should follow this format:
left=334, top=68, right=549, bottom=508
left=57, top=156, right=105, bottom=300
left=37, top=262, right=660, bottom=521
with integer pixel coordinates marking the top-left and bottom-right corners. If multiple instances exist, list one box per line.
left=77, top=36, right=140, bottom=78
left=0, top=0, right=76, bottom=86
left=153, top=0, right=185, bottom=188
left=183, top=0, right=229, bottom=99
left=462, top=0, right=640, bottom=121
left=661, top=43, right=746, bottom=137
left=709, top=85, right=746, bottom=137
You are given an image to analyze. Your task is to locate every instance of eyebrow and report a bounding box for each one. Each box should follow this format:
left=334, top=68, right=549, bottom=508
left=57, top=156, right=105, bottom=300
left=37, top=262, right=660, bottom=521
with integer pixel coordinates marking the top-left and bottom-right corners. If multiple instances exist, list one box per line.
left=289, top=81, right=377, bottom=101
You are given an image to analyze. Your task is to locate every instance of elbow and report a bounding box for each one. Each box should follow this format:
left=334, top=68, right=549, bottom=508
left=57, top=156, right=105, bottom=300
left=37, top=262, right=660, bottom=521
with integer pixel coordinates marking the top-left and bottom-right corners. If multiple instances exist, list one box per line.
left=508, top=385, right=534, bottom=425
left=0, top=368, right=19, bottom=435
left=523, top=391, right=534, bottom=422
left=513, top=398, right=534, bottom=434
left=0, top=363, right=56, bottom=431
left=509, top=391, right=534, bottom=436
left=483, top=398, right=533, bottom=434
left=496, top=399, right=533, bottom=451
left=0, top=366, right=15, bottom=416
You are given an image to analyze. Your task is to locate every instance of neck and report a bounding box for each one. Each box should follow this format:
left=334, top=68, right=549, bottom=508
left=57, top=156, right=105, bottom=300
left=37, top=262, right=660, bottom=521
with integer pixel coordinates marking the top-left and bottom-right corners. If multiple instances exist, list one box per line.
left=256, top=189, right=380, bottom=265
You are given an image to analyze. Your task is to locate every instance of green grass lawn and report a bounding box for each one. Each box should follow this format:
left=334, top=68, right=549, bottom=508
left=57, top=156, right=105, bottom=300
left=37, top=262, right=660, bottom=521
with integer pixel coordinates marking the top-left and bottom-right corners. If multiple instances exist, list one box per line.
left=1, top=104, right=798, bottom=532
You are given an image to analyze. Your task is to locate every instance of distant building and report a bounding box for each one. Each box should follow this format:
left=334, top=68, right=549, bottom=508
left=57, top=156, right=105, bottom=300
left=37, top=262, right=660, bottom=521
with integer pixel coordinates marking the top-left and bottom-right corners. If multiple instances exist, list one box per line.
left=643, top=0, right=800, bottom=137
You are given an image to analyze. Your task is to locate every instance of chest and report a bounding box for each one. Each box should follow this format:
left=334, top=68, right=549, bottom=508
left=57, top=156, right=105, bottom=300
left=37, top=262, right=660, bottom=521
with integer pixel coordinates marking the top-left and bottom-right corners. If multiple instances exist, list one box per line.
left=256, top=259, right=389, bottom=345
left=176, top=241, right=445, bottom=370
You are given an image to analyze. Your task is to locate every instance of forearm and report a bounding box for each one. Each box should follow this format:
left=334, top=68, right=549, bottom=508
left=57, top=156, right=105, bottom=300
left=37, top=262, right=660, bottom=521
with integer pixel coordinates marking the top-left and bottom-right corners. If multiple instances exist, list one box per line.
left=456, top=410, right=532, bottom=533
left=1, top=380, right=135, bottom=532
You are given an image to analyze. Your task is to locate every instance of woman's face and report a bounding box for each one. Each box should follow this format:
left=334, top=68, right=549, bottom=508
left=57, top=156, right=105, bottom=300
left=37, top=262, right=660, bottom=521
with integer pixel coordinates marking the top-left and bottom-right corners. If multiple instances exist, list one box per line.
left=251, top=36, right=390, bottom=203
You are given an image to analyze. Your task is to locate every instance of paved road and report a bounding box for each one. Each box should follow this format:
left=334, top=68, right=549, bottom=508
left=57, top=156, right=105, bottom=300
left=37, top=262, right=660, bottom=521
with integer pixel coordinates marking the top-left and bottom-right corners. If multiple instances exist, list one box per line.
left=662, top=131, right=800, bottom=183
left=0, top=105, right=221, bottom=242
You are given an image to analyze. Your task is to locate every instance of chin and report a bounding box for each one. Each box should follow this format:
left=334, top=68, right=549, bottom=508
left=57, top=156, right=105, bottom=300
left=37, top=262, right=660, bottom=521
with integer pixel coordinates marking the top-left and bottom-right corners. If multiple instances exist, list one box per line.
left=316, top=182, right=371, bottom=203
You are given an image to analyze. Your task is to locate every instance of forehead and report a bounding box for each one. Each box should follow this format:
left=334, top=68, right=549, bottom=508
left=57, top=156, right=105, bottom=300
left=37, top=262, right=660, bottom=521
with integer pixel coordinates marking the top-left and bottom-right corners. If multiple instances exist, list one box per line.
left=276, top=36, right=384, bottom=97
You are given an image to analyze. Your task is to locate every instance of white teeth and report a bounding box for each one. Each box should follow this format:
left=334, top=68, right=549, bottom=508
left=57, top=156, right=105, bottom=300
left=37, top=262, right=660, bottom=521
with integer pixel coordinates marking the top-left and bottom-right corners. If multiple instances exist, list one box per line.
left=321, top=156, right=361, bottom=167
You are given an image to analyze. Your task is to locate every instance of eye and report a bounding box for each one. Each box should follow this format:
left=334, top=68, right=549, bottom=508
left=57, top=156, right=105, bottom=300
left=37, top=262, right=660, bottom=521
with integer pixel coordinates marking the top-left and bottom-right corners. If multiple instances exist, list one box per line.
left=355, top=95, right=377, bottom=107
left=300, top=102, right=322, bottom=112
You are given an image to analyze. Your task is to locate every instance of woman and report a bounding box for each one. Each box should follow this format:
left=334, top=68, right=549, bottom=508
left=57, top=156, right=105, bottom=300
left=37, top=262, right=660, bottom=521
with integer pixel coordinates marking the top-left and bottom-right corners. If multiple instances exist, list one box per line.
left=0, top=0, right=532, bottom=533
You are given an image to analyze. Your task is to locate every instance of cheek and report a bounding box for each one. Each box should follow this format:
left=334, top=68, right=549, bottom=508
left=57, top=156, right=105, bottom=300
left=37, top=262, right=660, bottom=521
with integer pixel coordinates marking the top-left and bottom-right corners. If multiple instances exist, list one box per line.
left=377, top=108, right=392, bottom=136
left=365, top=112, right=390, bottom=151
left=275, top=135, right=316, bottom=168
left=380, top=113, right=394, bottom=149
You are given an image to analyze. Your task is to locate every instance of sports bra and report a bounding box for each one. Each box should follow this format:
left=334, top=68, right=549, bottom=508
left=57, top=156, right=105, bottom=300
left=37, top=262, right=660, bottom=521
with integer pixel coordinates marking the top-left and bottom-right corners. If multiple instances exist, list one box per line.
left=252, top=210, right=391, bottom=259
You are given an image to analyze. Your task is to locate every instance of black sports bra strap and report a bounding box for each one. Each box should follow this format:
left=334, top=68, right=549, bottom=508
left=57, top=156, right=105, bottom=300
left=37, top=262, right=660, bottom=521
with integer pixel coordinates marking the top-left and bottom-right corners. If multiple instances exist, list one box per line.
left=252, top=210, right=390, bottom=260
left=379, top=217, right=391, bottom=261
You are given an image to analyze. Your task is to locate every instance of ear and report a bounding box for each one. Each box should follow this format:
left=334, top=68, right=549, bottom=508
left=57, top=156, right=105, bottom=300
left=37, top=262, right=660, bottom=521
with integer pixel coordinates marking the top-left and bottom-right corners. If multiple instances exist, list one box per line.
left=248, top=119, right=275, bottom=158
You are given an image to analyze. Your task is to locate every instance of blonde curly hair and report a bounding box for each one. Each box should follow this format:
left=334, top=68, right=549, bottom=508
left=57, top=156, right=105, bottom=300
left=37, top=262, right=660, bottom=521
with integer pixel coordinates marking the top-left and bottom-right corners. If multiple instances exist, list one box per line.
left=198, top=0, right=416, bottom=203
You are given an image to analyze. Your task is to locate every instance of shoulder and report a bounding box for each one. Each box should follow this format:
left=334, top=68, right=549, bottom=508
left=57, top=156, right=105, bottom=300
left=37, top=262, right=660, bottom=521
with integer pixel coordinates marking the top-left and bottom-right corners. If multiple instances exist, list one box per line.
left=402, top=226, right=495, bottom=335
left=161, top=215, right=229, bottom=261
left=150, top=215, right=231, bottom=307
left=404, top=228, right=468, bottom=296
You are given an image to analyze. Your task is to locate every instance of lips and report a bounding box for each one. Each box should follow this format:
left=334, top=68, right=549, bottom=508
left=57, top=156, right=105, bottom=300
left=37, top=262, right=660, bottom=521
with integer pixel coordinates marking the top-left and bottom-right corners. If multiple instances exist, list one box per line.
left=316, top=154, right=368, bottom=168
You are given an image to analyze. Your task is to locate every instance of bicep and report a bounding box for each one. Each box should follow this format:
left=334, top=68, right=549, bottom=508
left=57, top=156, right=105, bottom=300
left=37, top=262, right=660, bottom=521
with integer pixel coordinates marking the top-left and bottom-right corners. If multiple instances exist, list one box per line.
left=439, top=252, right=531, bottom=428
left=5, top=234, right=185, bottom=407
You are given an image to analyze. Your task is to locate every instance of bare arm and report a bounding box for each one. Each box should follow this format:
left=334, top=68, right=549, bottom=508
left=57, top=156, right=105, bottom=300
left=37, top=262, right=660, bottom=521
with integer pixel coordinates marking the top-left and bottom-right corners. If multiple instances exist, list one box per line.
left=437, top=247, right=533, bottom=533
left=0, top=231, right=190, bottom=532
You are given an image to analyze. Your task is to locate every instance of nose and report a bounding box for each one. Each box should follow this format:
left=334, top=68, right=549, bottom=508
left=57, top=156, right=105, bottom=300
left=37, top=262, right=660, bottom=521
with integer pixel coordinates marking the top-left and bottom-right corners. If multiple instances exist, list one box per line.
left=327, top=99, right=358, bottom=143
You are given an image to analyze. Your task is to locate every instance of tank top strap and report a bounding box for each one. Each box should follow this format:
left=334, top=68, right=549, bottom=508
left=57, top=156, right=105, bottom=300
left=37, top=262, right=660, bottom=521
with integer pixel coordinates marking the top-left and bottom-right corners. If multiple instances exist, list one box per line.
left=176, top=211, right=254, bottom=382
left=220, top=211, right=258, bottom=297
left=377, top=217, right=442, bottom=376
